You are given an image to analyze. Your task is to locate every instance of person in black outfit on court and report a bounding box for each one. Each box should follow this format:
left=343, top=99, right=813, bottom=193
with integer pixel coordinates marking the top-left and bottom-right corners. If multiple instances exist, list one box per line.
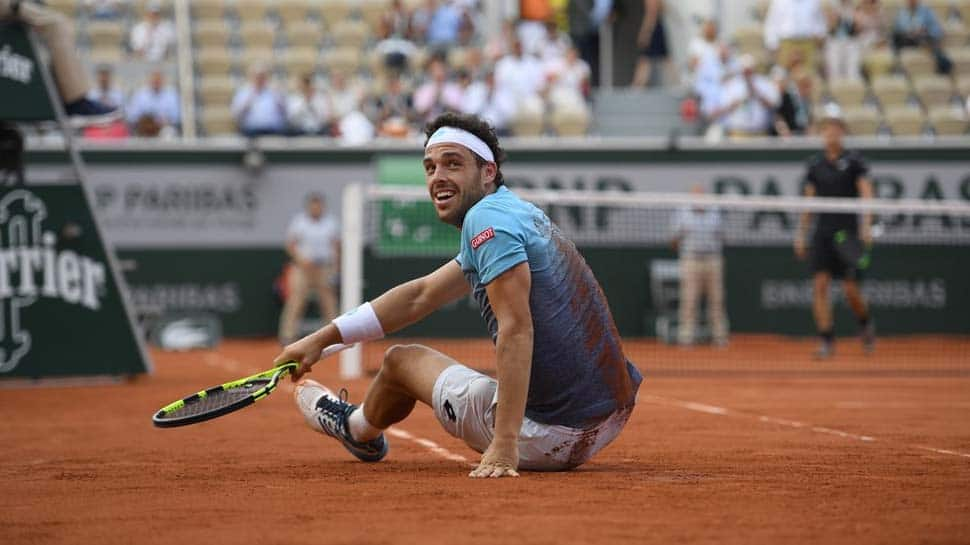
left=794, top=105, right=875, bottom=359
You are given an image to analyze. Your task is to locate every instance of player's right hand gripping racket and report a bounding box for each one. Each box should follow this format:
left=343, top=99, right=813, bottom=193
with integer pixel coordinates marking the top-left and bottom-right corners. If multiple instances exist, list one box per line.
left=152, top=343, right=351, bottom=428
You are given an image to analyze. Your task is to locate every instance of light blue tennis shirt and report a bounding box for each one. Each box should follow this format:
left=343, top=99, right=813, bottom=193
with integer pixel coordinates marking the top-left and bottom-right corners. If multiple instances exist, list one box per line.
left=455, top=186, right=642, bottom=428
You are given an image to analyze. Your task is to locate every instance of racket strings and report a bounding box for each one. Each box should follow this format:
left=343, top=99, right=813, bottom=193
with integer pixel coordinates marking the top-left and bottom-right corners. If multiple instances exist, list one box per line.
left=170, top=382, right=266, bottom=417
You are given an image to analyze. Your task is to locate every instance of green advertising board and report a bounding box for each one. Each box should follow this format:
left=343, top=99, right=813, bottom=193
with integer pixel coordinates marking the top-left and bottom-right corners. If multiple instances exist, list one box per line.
left=0, top=185, right=149, bottom=378
left=376, top=155, right=459, bottom=256
left=0, top=23, right=56, bottom=122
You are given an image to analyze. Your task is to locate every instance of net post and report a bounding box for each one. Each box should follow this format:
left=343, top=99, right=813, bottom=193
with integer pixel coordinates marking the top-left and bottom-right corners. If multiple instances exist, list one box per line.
left=339, top=183, right=365, bottom=379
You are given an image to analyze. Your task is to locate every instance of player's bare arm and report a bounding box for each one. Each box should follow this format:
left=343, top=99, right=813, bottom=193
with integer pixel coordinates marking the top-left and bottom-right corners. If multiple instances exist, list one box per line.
left=857, top=176, right=874, bottom=245
left=276, top=260, right=470, bottom=379
left=469, top=261, right=533, bottom=478
left=795, top=183, right=816, bottom=260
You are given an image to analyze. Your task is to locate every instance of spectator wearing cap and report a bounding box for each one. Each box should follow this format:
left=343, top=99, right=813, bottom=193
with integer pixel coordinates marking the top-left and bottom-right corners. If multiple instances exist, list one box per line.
left=763, top=0, right=827, bottom=75
left=709, top=54, right=780, bottom=138
left=129, top=2, right=175, bottom=62
left=286, top=73, right=332, bottom=136
left=231, top=64, right=287, bottom=137
left=892, top=0, right=951, bottom=74
left=126, top=69, right=180, bottom=137
left=87, top=64, right=125, bottom=110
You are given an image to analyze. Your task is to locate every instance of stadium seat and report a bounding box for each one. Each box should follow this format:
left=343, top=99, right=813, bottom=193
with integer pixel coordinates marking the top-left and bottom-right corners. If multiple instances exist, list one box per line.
left=899, top=48, right=936, bottom=77
left=284, top=47, right=320, bottom=76
left=193, top=0, right=227, bottom=20
left=285, top=21, right=322, bottom=48
left=359, top=0, right=391, bottom=29
left=511, top=96, right=545, bottom=137
left=913, top=75, right=954, bottom=107
left=201, top=107, right=237, bottom=136
left=550, top=102, right=590, bottom=136
left=198, top=77, right=236, bottom=107
left=951, top=47, right=970, bottom=75
left=323, top=46, right=363, bottom=74
left=331, top=20, right=370, bottom=48
left=960, top=1, right=970, bottom=27
left=87, top=47, right=123, bottom=64
left=277, top=1, right=316, bottom=24
left=943, top=22, right=969, bottom=48
left=85, top=21, right=125, bottom=49
left=928, top=107, right=970, bottom=135
left=732, top=25, right=763, bottom=54
left=958, top=77, right=970, bottom=100
left=46, top=0, right=77, bottom=16
left=239, top=23, right=277, bottom=50
left=196, top=49, right=235, bottom=74
left=923, top=0, right=953, bottom=23
left=319, top=1, right=354, bottom=28
left=871, top=75, right=912, bottom=107
left=243, top=48, right=278, bottom=71
left=193, top=21, right=230, bottom=49
left=862, top=49, right=895, bottom=78
left=448, top=47, right=471, bottom=71
left=235, top=0, right=271, bottom=23
left=842, top=106, right=882, bottom=136
left=884, top=106, right=927, bottom=136
left=827, top=79, right=868, bottom=107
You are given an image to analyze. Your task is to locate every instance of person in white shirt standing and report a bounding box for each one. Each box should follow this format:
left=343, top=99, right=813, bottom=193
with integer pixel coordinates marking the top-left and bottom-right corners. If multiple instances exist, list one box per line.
left=129, top=2, right=175, bottom=62
left=671, top=184, right=728, bottom=347
left=763, top=0, right=827, bottom=74
left=279, top=194, right=341, bottom=345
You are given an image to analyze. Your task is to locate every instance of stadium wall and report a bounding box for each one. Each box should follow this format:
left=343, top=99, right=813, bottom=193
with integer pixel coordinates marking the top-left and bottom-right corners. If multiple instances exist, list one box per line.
left=23, top=141, right=970, bottom=337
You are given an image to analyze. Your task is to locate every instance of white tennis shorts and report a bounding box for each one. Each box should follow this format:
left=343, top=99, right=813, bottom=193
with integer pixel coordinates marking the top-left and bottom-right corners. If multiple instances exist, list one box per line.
left=431, top=364, right=635, bottom=471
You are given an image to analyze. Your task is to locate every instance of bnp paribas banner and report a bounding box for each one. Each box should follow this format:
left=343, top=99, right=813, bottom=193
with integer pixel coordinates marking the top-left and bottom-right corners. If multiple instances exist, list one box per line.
left=0, top=185, right=149, bottom=378
left=26, top=159, right=969, bottom=251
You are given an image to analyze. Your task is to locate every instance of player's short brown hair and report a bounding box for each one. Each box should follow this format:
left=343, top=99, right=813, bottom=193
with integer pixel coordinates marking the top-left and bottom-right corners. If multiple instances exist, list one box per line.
left=424, top=113, right=506, bottom=187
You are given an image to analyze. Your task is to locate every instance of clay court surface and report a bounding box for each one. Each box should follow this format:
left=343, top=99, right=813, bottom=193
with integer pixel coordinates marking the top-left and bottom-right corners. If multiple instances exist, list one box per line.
left=2, top=337, right=969, bottom=545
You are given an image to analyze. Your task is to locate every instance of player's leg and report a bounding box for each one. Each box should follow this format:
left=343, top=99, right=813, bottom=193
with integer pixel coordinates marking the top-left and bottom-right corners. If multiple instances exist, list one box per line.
left=278, top=265, right=309, bottom=344
left=843, top=278, right=875, bottom=353
left=813, top=271, right=834, bottom=358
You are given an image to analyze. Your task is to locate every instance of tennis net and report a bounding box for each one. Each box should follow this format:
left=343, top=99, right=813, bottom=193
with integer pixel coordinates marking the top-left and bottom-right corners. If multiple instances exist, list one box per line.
left=338, top=184, right=970, bottom=378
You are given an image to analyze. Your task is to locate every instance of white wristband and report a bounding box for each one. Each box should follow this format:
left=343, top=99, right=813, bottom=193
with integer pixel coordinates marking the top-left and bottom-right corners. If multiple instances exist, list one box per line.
left=333, top=302, right=385, bottom=344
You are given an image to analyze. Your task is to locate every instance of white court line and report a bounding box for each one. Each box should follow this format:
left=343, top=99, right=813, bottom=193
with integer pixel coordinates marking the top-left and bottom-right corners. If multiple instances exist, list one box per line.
left=641, top=394, right=970, bottom=460
left=204, top=354, right=471, bottom=465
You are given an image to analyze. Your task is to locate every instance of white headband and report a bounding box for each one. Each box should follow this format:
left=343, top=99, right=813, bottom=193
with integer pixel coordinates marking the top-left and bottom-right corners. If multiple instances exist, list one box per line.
left=425, top=126, right=495, bottom=162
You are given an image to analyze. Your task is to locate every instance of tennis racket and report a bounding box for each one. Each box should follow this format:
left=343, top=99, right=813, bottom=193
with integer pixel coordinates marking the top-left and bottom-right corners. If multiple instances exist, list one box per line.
left=152, top=343, right=352, bottom=428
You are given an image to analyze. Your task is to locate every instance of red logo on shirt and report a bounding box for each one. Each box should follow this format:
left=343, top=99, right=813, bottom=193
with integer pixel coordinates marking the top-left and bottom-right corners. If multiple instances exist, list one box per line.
left=471, top=227, right=495, bottom=250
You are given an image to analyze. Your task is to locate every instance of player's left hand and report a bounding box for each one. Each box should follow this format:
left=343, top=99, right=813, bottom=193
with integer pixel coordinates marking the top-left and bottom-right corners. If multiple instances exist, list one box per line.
left=273, top=332, right=326, bottom=382
left=469, top=437, right=519, bottom=478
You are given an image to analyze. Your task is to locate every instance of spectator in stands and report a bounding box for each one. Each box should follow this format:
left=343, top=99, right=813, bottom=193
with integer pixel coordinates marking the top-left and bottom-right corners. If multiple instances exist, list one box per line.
left=414, top=57, right=463, bottom=123
left=824, top=0, right=863, bottom=81
left=545, top=46, right=592, bottom=101
left=286, top=73, right=331, bottom=136
left=409, top=0, right=435, bottom=44
left=567, top=0, right=613, bottom=87
left=84, top=0, right=129, bottom=19
left=694, top=44, right=738, bottom=136
left=126, top=69, right=179, bottom=137
left=764, top=0, right=827, bottom=75
left=427, top=0, right=465, bottom=47
left=0, top=0, right=120, bottom=125
left=382, top=0, right=412, bottom=39
left=632, top=0, right=669, bottom=87
left=460, top=69, right=516, bottom=136
left=710, top=54, right=780, bottom=138
left=336, top=110, right=376, bottom=145
left=892, top=0, right=952, bottom=74
left=485, top=18, right=516, bottom=62
left=772, top=69, right=814, bottom=136
left=327, top=71, right=367, bottom=122
left=278, top=193, right=341, bottom=346
left=856, top=0, right=888, bottom=49
left=536, top=18, right=571, bottom=63
left=495, top=38, right=546, bottom=101
left=231, top=64, right=287, bottom=137
left=375, top=18, right=419, bottom=75
left=87, top=64, right=125, bottom=111
left=129, top=2, right=175, bottom=62
left=686, top=18, right=720, bottom=85
left=373, top=74, right=415, bottom=137
left=671, top=184, right=728, bottom=347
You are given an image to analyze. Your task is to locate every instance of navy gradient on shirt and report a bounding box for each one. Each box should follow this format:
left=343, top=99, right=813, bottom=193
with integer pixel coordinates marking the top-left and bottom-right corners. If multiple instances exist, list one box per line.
left=455, top=186, right=642, bottom=428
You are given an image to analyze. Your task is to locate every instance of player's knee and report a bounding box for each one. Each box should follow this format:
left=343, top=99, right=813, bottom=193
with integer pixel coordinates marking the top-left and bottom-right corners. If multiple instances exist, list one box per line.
left=381, top=344, right=425, bottom=379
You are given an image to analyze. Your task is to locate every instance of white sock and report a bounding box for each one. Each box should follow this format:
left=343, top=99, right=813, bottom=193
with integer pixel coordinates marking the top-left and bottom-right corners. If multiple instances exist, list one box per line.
left=348, top=405, right=383, bottom=442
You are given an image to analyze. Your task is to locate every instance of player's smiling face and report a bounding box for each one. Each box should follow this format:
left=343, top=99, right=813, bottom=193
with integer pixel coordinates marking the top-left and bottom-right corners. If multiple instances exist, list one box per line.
left=424, top=143, right=496, bottom=228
